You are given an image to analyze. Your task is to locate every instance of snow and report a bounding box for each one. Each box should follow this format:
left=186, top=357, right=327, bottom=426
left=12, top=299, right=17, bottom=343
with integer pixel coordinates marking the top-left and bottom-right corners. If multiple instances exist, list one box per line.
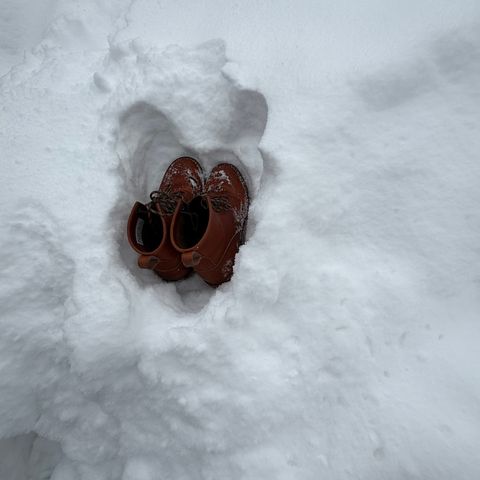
left=1, top=1, right=480, bottom=479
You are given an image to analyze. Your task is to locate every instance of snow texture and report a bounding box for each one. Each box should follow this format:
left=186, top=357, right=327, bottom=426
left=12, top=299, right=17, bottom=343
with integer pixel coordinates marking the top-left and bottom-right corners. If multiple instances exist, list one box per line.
left=1, top=1, right=480, bottom=479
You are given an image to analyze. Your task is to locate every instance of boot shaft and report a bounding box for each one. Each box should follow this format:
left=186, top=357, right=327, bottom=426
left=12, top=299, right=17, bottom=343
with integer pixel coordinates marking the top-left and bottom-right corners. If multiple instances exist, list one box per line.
left=170, top=163, right=249, bottom=285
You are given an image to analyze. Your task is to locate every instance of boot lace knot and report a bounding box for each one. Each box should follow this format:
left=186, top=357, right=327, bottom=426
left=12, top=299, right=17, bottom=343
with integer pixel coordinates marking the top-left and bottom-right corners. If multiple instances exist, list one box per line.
left=146, top=189, right=183, bottom=215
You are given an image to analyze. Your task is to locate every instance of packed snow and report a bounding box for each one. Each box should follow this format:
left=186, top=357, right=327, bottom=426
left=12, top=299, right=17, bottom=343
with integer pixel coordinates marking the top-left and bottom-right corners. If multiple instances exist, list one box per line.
left=1, top=1, right=480, bottom=479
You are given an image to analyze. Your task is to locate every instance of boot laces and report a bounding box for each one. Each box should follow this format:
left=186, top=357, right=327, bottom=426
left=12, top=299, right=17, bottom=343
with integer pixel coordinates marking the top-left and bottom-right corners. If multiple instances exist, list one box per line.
left=209, top=195, right=231, bottom=212
left=199, top=189, right=231, bottom=212
left=203, top=184, right=232, bottom=212
left=146, top=174, right=199, bottom=215
left=145, top=185, right=234, bottom=215
left=146, top=189, right=182, bottom=215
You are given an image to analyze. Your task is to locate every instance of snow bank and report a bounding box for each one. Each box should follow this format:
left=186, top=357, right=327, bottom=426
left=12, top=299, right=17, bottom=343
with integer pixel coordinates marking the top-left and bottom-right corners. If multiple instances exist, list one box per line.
left=1, top=1, right=480, bottom=479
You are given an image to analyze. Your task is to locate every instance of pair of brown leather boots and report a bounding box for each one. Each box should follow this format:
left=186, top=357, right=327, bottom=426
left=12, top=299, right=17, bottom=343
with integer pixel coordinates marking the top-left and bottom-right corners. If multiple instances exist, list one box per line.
left=127, top=157, right=249, bottom=286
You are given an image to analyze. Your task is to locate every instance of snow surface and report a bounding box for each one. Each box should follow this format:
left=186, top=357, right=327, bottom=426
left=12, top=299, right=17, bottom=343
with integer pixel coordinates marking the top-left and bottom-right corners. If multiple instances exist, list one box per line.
left=1, top=1, right=480, bottom=479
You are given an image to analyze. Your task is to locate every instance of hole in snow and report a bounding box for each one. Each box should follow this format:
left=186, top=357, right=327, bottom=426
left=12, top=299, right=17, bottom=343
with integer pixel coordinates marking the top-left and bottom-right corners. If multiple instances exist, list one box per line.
left=108, top=42, right=269, bottom=310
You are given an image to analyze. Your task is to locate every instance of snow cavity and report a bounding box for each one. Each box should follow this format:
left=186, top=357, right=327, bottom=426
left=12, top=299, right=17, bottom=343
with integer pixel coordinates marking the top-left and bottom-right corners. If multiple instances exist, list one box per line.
left=103, top=40, right=268, bottom=309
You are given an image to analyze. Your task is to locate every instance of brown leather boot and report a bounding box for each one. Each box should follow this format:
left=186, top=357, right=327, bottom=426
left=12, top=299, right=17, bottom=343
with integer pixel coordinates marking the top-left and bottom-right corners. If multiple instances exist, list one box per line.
left=170, top=163, right=249, bottom=286
left=127, top=157, right=204, bottom=281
